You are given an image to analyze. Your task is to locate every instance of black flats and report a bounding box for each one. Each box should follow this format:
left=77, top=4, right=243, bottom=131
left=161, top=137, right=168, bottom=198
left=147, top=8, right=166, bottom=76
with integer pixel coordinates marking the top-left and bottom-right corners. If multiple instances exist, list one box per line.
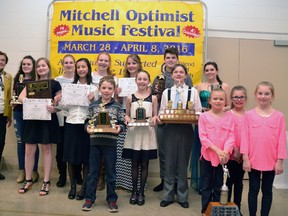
left=129, top=192, right=145, bottom=206
left=68, top=186, right=76, bottom=199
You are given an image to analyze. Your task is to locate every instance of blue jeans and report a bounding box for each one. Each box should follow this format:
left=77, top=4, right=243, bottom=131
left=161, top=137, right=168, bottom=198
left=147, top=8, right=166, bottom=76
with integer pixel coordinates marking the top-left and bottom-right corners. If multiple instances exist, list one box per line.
left=85, top=145, right=118, bottom=203
left=13, top=110, right=39, bottom=171
left=200, top=158, right=223, bottom=213
left=248, top=169, right=275, bottom=216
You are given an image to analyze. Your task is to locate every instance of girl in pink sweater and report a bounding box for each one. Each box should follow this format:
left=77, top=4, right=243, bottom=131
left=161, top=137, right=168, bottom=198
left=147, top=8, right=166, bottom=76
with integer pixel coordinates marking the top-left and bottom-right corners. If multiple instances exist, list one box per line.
left=226, top=85, right=247, bottom=215
left=241, top=81, right=287, bottom=216
left=198, top=88, right=235, bottom=214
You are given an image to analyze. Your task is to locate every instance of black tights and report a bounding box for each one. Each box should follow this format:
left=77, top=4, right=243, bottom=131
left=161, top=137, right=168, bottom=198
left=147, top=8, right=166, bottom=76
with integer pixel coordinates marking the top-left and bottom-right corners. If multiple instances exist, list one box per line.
left=131, top=160, right=149, bottom=194
left=68, top=163, right=88, bottom=189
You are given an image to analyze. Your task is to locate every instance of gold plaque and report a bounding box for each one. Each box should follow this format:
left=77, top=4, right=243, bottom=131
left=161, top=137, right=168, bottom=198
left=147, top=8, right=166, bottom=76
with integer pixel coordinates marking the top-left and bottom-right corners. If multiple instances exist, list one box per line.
left=26, top=80, right=51, bottom=98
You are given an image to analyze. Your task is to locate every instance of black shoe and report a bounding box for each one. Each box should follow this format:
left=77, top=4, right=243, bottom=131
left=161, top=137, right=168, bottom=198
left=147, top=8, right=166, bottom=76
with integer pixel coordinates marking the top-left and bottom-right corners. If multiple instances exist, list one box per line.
left=0, top=173, right=5, bottom=180
left=137, top=193, right=145, bottom=206
left=56, top=175, right=66, bottom=187
left=177, top=201, right=189, bottom=208
left=68, top=186, right=76, bottom=199
left=76, top=188, right=85, bottom=200
left=129, top=192, right=137, bottom=205
left=160, top=200, right=173, bottom=207
left=153, top=180, right=163, bottom=192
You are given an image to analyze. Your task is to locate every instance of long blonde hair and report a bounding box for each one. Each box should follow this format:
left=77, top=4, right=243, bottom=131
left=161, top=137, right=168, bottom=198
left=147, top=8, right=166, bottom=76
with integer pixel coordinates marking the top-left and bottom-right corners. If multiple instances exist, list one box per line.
left=96, top=52, right=112, bottom=75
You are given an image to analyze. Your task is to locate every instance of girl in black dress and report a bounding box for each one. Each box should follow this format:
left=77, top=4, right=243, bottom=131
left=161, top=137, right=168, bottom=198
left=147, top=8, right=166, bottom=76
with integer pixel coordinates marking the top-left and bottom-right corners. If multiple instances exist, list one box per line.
left=18, top=57, right=62, bottom=196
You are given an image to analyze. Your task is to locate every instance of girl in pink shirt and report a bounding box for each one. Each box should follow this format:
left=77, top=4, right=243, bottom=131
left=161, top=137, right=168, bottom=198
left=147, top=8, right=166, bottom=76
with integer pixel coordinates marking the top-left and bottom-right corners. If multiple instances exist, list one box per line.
left=198, top=88, right=234, bottom=214
left=226, top=86, right=247, bottom=215
left=241, top=81, right=287, bottom=216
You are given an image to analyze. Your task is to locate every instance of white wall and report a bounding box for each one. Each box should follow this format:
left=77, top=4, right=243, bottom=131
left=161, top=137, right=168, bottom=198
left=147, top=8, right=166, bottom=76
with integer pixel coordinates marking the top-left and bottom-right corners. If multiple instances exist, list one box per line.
left=0, top=0, right=287, bottom=76
left=203, top=0, right=288, bottom=40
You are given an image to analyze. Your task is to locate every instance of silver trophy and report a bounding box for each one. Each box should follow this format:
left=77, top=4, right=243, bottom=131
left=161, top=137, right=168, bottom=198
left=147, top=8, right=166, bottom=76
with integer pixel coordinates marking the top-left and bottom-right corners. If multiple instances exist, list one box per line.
left=220, top=165, right=229, bottom=205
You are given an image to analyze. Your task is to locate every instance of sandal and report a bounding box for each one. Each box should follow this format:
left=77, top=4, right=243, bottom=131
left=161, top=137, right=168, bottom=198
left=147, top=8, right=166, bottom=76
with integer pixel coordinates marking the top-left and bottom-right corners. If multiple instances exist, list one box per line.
left=39, top=181, right=50, bottom=196
left=18, top=179, right=33, bottom=194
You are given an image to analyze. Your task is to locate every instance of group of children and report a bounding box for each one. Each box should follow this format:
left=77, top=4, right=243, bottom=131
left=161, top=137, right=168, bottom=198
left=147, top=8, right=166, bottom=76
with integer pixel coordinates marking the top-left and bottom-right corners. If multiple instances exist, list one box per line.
left=0, top=49, right=287, bottom=215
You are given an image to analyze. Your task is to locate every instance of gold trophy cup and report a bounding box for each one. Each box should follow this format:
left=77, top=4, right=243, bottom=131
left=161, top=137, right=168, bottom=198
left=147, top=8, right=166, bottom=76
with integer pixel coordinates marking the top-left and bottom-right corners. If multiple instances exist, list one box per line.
left=10, top=74, right=24, bottom=105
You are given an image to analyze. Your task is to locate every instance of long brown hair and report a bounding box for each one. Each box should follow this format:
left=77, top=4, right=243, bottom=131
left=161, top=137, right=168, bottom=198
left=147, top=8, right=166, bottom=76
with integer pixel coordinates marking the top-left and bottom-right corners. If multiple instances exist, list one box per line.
left=35, top=57, right=52, bottom=80
left=14, top=55, right=36, bottom=83
left=124, top=54, right=142, bottom=77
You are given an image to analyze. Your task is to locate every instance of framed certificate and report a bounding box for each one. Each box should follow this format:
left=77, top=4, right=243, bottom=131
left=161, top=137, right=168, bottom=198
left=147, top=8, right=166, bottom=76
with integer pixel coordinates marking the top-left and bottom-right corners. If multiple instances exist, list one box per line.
left=60, top=83, right=90, bottom=106
left=118, top=78, right=137, bottom=97
left=23, top=98, right=52, bottom=120
left=26, top=80, right=51, bottom=98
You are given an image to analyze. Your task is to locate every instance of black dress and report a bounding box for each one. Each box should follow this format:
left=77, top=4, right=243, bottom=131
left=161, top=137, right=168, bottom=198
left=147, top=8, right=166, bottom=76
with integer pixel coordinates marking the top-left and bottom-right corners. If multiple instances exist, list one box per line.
left=22, top=79, right=62, bottom=144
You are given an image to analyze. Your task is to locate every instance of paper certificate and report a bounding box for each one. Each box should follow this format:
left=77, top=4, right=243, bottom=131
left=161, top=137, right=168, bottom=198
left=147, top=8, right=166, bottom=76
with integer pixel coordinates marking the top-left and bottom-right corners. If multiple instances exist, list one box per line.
left=118, top=78, right=137, bottom=97
left=61, top=83, right=90, bottom=106
left=23, top=98, right=52, bottom=120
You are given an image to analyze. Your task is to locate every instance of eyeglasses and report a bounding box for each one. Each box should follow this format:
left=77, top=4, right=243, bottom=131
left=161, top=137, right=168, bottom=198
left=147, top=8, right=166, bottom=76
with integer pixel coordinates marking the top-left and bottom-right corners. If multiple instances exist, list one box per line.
left=232, top=96, right=246, bottom=100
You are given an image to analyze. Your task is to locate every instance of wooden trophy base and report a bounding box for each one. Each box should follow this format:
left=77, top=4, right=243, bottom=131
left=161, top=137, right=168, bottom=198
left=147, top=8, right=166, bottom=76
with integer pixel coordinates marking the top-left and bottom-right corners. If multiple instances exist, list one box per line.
left=89, top=125, right=117, bottom=133
left=128, top=119, right=150, bottom=127
left=204, top=202, right=241, bottom=216
left=159, top=109, right=198, bottom=124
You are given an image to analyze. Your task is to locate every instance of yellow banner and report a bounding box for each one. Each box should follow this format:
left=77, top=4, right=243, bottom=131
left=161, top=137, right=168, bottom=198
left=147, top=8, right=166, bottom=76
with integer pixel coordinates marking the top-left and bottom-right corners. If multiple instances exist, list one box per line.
left=50, top=1, right=204, bottom=84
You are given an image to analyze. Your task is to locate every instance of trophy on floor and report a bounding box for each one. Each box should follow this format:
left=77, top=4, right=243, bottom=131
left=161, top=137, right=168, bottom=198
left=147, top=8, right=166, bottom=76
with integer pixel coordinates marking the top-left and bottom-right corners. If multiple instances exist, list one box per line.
left=204, top=165, right=241, bottom=216
left=128, top=99, right=151, bottom=126
left=10, top=74, right=24, bottom=105
left=87, top=102, right=117, bottom=133
left=220, top=165, right=229, bottom=205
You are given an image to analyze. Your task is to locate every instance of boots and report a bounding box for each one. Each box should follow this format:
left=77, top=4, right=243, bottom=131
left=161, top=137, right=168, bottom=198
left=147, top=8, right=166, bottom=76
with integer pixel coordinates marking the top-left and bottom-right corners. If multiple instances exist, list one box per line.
left=68, top=181, right=76, bottom=200
left=16, top=170, right=25, bottom=183
left=97, top=159, right=105, bottom=191
left=57, top=173, right=67, bottom=187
